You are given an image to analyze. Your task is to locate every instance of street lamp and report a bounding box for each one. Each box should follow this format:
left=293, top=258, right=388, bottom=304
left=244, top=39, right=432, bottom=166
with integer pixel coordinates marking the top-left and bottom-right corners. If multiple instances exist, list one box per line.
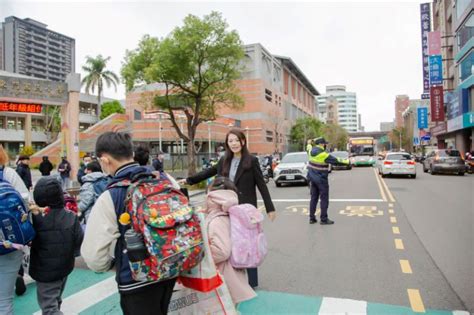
left=245, top=126, right=250, bottom=150
left=207, top=121, right=212, bottom=160
left=158, top=114, right=162, bottom=152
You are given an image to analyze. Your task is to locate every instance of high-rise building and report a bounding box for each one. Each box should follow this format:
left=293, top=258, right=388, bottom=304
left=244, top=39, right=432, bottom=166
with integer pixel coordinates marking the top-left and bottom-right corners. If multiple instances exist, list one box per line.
left=0, top=29, right=3, bottom=70
left=316, top=85, right=358, bottom=132
left=1, top=16, right=75, bottom=82
left=395, top=95, right=409, bottom=128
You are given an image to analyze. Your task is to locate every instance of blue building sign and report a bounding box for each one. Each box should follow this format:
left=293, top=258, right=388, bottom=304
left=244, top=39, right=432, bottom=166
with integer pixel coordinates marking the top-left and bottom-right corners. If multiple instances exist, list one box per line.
left=429, top=55, right=443, bottom=85
left=417, top=107, right=428, bottom=129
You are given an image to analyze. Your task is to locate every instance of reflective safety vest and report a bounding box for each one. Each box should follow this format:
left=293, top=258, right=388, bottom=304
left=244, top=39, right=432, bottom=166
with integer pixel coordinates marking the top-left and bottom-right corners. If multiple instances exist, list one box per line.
left=307, top=145, right=330, bottom=170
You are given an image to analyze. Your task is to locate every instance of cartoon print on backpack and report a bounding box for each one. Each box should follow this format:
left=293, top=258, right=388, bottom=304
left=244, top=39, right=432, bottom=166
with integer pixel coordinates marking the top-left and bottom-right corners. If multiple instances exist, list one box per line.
left=114, top=173, right=204, bottom=282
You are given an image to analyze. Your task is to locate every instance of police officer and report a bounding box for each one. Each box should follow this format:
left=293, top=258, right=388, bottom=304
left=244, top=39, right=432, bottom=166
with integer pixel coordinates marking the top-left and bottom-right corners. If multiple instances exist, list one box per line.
left=306, top=137, right=348, bottom=225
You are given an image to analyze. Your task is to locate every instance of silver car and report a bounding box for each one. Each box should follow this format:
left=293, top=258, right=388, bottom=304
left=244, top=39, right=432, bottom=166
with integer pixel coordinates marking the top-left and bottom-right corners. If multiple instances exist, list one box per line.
left=378, top=152, right=416, bottom=178
left=273, top=152, right=308, bottom=187
left=422, top=149, right=465, bottom=175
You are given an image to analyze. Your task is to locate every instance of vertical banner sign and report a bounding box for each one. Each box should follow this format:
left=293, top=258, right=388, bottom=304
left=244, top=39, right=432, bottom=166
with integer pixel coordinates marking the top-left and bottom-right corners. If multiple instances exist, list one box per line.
left=420, top=3, right=431, bottom=93
left=430, top=86, right=445, bottom=122
left=417, top=107, right=428, bottom=129
left=429, top=55, right=443, bottom=85
left=428, top=31, right=441, bottom=55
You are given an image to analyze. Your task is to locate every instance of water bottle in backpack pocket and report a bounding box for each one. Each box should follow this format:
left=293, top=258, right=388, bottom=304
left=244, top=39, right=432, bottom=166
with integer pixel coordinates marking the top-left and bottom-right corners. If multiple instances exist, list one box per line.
left=0, top=167, right=35, bottom=255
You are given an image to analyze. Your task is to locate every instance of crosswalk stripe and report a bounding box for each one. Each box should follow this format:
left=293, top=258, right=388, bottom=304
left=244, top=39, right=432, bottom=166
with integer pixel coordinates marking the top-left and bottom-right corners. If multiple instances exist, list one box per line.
left=319, top=297, right=367, bottom=314
left=33, top=276, right=117, bottom=315
left=258, top=198, right=385, bottom=202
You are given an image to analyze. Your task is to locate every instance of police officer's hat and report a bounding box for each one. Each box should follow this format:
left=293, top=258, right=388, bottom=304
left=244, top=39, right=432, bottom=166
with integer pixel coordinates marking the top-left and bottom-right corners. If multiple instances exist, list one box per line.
left=313, top=137, right=328, bottom=145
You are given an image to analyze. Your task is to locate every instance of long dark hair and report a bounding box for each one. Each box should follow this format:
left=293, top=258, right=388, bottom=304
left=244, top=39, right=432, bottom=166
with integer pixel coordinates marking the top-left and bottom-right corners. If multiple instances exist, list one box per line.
left=222, top=129, right=252, bottom=177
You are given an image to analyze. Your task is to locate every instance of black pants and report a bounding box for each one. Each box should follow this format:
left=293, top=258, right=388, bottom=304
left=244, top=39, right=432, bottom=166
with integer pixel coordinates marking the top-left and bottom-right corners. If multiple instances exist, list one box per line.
left=309, top=178, right=329, bottom=221
left=120, top=278, right=176, bottom=315
left=247, top=268, right=258, bottom=287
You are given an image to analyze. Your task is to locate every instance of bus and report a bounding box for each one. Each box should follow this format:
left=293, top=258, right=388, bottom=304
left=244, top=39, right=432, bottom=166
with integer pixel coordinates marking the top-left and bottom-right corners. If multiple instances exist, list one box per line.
left=348, top=137, right=376, bottom=166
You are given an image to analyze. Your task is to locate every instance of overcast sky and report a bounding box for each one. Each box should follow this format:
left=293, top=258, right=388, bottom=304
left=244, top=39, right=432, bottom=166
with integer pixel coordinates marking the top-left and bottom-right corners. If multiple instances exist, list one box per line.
left=1, top=0, right=429, bottom=131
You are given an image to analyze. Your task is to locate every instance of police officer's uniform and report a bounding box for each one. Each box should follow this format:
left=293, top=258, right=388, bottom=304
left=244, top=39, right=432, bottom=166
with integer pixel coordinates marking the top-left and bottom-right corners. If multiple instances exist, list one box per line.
left=306, top=137, right=347, bottom=225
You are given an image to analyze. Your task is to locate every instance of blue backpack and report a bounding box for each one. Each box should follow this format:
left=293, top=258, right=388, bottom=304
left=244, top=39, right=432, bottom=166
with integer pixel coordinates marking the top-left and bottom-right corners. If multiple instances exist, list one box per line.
left=0, top=166, right=36, bottom=255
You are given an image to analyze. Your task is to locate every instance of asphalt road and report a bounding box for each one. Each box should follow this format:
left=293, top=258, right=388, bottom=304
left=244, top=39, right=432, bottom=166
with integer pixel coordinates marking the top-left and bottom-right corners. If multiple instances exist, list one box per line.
left=252, top=165, right=472, bottom=313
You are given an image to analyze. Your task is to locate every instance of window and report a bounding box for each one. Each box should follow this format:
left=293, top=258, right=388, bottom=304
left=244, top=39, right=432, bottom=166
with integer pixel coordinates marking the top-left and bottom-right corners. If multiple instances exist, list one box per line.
left=17, top=118, right=25, bottom=130
left=457, top=14, right=474, bottom=50
left=265, top=89, right=272, bottom=102
left=134, top=109, right=142, bottom=120
left=266, top=130, right=273, bottom=142
left=459, top=51, right=473, bottom=82
left=32, top=118, right=44, bottom=131
left=0, top=117, right=4, bottom=129
left=7, top=118, right=15, bottom=130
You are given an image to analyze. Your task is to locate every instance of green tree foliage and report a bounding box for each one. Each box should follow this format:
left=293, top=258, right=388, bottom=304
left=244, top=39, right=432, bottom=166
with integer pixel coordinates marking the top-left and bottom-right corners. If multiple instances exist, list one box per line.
left=81, top=55, right=120, bottom=118
left=389, top=127, right=410, bottom=151
left=19, top=146, right=35, bottom=157
left=322, top=123, right=349, bottom=151
left=43, top=105, right=61, bottom=144
left=121, top=12, right=245, bottom=175
left=289, top=117, right=324, bottom=150
left=100, top=100, right=125, bottom=120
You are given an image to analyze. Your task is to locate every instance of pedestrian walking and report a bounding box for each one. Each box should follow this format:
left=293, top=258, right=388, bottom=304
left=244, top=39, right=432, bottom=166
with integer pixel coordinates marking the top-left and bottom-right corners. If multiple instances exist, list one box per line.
left=77, top=155, right=92, bottom=185
left=30, top=176, right=83, bottom=315
left=0, top=145, right=31, bottom=315
left=306, top=137, right=348, bottom=225
left=81, top=132, right=177, bottom=315
left=77, top=161, right=108, bottom=224
left=178, top=129, right=276, bottom=288
left=134, top=146, right=155, bottom=172
left=39, top=156, right=54, bottom=176
left=57, top=156, right=71, bottom=190
left=16, top=155, right=32, bottom=190
left=205, top=177, right=256, bottom=305
left=152, top=151, right=164, bottom=172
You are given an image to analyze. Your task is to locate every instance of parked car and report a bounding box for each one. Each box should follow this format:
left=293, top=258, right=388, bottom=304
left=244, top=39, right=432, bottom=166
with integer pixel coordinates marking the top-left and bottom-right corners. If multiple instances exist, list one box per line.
left=422, top=149, right=465, bottom=175
left=377, top=152, right=416, bottom=178
left=331, top=151, right=352, bottom=170
left=273, top=152, right=308, bottom=187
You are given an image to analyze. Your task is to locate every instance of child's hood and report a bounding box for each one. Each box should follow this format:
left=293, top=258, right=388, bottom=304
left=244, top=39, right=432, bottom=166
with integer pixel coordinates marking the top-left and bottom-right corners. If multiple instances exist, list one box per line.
left=206, top=190, right=239, bottom=213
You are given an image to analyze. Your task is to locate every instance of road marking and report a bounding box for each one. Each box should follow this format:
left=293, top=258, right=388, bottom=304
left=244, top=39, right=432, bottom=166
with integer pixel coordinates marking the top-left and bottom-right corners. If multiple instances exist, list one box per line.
left=319, top=297, right=367, bottom=314
left=407, top=289, right=425, bottom=313
left=379, top=175, right=396, bottom=202
left=339, top=206, right=383, bottom=217
left=388, top=209, right=395, bottom=214
left=373, top=168, right=388, bottom=202
left=390, top=216, right=397, bottom=223
left=392, top=226, right=400, bottom=234
left=33, top=276, right=118, bottom=315
left=394, top=239, right=405, bottom=250
left=389, top=203, right=394, bottom=207
left=400, top=260, right=413, bottom=274
left=259, top=199, right=384, bottom=202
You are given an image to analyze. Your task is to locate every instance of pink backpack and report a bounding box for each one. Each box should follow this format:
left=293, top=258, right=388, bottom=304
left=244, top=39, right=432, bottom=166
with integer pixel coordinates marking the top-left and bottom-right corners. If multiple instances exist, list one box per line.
left=228, top=204, right=267, bottom=268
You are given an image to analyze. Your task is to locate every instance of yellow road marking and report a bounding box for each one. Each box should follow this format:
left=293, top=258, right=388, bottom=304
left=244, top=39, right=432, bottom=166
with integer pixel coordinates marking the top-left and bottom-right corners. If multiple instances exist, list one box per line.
left=389, top=203, right=394, bottom=207
left=390, top=216, right=397, bottom=223
left=392, top=226, right=400, bottom=234
left=407, top=289, right=426, bottom=313
left=373, top=168, right=388, bottom=202
left=379, top=175, right=396, bottom=202
left=389, top=209, right=395, bottom=214
left=400, top=260, right=413, bottom=274
left=394, top=239, right=405, bottom=250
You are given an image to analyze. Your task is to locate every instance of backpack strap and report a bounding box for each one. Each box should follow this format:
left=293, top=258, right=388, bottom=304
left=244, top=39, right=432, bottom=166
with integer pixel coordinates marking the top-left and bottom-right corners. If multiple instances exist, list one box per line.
left=0, top=165, right=4, bottom=181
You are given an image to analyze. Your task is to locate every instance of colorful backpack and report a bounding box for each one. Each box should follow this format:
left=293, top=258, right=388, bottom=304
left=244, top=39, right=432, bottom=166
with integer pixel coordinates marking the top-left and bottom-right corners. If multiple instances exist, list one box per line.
left=0, top=166, right=35, bottom=255
left=228, top=203, right=267, bottom=268
left=115, top=173, right=204, bottom=282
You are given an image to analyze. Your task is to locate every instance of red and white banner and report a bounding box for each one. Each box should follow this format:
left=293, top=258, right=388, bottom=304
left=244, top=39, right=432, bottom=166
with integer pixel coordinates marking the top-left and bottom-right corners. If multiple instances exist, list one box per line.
left=430, top=86, right=445, bottom=122
left=428, top=31, right=441, bottom=55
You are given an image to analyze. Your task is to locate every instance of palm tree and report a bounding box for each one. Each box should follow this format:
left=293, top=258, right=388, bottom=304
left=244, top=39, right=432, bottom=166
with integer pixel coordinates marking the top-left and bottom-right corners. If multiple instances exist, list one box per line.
left=81, top=55, right=120, bottom=119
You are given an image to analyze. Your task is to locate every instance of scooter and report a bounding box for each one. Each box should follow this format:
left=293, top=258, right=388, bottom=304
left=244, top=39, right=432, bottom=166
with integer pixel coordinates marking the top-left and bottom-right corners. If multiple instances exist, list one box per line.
left=261, top=165, right=270, bottom=183
left=465, top=159, right=474, bottom=174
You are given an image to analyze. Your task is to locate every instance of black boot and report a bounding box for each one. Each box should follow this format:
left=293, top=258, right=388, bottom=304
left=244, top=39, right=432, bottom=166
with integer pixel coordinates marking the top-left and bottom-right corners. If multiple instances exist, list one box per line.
left=320, top=219, right=334, bottom=225
left=309, top=218, right=317, bottom=224
left=15, top=275, right=26, bottom=296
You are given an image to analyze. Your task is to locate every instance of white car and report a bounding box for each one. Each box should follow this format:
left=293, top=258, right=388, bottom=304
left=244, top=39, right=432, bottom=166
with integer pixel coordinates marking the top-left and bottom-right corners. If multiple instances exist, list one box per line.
left=378, top=152, right=416, bottom=178
left=273, top=152, right=308, bottom=187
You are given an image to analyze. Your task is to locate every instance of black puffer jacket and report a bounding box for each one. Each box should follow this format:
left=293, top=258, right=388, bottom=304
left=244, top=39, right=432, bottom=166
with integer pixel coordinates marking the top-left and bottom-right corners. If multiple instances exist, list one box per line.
left=30, top=176, right=83, bottom=282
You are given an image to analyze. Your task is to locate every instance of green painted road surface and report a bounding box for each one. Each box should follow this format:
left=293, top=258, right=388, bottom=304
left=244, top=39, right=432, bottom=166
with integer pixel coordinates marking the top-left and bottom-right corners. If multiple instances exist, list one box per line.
left=14, top=270, right=468, bottom=315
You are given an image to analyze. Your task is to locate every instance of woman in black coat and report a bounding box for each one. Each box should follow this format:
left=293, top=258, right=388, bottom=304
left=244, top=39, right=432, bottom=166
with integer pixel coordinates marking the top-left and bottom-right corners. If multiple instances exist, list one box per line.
left=180, top=129, right=276, bottom=287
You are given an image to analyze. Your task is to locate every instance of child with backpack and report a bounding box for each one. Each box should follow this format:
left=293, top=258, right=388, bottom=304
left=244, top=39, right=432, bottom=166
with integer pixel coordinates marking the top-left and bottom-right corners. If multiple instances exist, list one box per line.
left=77, top=161, right=108, bottom=223
left=81, top=132, right=203, bottom=315
left=29, top=176, right=83, bottom=315
left=0, top=145, right=34, bottom=315
left=205, top=176, right=257, bottom=305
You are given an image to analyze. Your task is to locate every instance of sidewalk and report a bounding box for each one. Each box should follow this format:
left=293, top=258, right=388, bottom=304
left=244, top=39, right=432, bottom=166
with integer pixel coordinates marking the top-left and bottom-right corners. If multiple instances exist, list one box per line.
left=14, top=269, right=468, bottom=315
